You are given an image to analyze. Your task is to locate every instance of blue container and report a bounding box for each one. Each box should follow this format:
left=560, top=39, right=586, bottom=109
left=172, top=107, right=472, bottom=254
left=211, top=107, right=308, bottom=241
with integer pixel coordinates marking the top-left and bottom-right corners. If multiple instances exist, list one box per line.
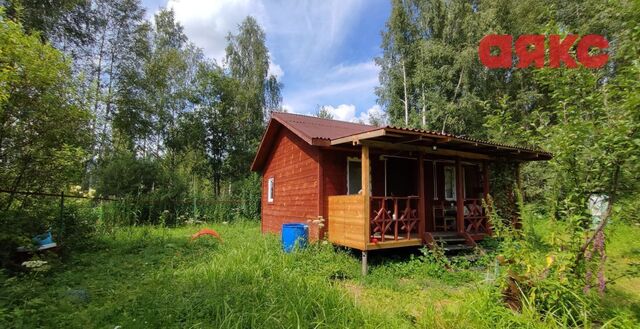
left=33, top=231, right=54, bottom=246
left=282, top=223, right=309, bottom=253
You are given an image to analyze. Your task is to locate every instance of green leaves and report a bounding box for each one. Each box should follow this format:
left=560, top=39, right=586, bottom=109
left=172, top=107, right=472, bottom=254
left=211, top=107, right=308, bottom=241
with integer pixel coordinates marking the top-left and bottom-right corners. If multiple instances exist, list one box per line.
left=0, top=14, right=91, bottom=202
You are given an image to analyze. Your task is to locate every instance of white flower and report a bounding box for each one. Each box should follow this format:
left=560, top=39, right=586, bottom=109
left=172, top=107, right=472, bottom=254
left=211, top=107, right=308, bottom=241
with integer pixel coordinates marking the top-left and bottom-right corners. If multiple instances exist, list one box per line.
left=22, top=260, right=48, bottom=268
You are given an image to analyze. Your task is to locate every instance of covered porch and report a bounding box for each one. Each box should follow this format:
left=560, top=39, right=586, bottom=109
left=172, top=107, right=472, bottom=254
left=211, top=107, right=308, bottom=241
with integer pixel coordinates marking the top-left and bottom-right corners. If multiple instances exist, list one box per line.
left=327, top=144, right=492, bottom=252
left=324, top=127, right=550, bottom=274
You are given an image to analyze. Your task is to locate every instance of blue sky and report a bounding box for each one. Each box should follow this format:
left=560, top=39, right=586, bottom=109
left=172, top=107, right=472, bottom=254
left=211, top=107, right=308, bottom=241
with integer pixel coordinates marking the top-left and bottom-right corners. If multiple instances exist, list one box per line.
left=141, top=0, right=391, bottom=122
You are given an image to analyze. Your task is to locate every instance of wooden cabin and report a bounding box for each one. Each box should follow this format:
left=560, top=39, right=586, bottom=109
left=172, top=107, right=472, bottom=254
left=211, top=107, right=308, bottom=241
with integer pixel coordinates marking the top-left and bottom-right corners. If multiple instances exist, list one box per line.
left=251, top=112, right=551, bottom=272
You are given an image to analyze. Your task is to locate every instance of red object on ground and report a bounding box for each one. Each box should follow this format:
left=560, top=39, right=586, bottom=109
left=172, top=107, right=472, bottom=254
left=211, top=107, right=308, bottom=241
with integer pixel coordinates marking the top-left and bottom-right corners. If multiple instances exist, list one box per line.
left=191, top=228, right=223, bottom=243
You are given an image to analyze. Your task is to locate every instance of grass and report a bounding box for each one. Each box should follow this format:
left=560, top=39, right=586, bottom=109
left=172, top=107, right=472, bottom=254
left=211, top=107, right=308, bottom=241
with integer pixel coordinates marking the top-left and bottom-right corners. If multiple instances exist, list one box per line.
left=1, top=219, right=639, bottom=328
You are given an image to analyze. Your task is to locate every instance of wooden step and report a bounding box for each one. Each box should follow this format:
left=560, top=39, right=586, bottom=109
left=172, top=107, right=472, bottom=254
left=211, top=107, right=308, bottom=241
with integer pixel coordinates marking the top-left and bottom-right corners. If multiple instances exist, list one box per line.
left=424, top=232, right=477, bottom=253
left=431, top=232, right=459, bottom=237
left=435, top=237, right=466, bottom=243
left=443, top=244, right=474, bottom=252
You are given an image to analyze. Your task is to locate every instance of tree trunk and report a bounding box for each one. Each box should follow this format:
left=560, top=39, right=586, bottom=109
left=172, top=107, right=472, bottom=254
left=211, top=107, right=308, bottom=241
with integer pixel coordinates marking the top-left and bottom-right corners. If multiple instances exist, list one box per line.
left=421, top=86, right=426, bottom=127
left=402, top=59, right=409, bottom=126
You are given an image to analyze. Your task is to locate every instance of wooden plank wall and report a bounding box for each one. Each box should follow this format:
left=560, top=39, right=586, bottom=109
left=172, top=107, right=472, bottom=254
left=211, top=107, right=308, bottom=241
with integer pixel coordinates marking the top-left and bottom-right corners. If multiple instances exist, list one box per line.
left=327, top=194, right=366, bottom=250
left=261, top=129, right=320, bottom=234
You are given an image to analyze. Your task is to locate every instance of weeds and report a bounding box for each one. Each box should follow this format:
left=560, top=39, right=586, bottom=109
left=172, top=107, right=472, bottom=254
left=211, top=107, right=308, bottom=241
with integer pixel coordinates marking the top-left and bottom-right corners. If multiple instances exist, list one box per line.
left=0, top=220, right=637, bottom=328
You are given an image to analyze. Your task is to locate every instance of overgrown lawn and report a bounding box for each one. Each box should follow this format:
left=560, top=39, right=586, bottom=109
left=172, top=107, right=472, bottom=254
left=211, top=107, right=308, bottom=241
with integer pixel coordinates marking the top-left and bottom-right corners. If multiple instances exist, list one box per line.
left=1, top=220, right=638, bottom=328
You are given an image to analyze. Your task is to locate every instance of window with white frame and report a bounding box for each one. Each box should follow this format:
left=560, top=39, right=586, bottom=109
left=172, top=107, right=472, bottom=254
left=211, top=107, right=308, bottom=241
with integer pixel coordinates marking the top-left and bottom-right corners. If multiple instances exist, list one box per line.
left=444, top=166, right=456, bottom=200
left=267, top=177, right=274, bottom=203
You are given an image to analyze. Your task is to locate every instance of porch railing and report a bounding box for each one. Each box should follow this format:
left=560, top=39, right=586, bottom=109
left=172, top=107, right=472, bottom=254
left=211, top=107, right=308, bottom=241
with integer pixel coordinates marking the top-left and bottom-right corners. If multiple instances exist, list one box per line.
left=369, top=196, right=420, bottom=242
left=463, top=198, right=489, bottom=235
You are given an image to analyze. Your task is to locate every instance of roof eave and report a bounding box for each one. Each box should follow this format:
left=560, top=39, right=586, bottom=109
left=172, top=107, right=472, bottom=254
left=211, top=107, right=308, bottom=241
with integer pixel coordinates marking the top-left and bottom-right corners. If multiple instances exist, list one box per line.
left=330, top=128, right=388, bottom=145
left=250, top=119, right=282, bottom=172
left=328, top=127, right=552, bottom=161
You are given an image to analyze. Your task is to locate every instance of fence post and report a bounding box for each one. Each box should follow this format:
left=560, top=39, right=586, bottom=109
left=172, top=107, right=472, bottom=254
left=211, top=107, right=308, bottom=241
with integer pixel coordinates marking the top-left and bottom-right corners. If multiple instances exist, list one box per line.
left=59, top=191, right=65, bottom=244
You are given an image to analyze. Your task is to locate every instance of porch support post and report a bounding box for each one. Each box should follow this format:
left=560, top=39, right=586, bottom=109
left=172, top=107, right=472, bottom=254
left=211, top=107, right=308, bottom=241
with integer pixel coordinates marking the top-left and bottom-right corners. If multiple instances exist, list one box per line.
left=418, top=154, right=426, bottom=241
left=515, top=162, right=523, bottom=194
left=455, top=158, right=465, bottom=233
left=361, top=251, right=368, bottom=276
left=482, top=161, right=492, bottom=235
left=482, top=161, right=490, bottom=199
left=361, top=145, right=370, bottom=246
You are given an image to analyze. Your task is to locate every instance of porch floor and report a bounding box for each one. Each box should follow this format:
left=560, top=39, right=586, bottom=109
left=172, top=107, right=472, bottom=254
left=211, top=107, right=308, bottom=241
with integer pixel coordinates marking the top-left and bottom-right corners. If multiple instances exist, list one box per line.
left=366, top=237, right=422, bottom=250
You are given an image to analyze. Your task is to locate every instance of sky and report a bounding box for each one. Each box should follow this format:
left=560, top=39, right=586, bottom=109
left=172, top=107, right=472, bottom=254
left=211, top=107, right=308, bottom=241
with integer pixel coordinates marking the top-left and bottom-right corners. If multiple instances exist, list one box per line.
left=141, top=0, right=391, bottom=123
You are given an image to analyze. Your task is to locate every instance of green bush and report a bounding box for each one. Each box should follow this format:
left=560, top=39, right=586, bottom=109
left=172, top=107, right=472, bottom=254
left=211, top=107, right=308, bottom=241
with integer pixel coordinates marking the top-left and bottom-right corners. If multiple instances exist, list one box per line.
left=56, top=201, right=99, bottom=251
left=235, top=172, right=261, bottom=220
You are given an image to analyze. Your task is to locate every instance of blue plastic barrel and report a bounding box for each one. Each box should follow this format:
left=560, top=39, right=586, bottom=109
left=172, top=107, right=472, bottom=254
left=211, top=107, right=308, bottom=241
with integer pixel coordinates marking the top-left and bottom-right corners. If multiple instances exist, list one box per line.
left=282, top=223, right=309, bottom=252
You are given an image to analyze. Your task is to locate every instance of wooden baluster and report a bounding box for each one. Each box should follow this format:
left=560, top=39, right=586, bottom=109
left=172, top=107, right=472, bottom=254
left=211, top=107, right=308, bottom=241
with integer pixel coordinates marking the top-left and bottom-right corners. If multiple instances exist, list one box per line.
left=377, top=198, right=381, bottom=235
left=378, top=198, right=384, bottom=242
left=382, top=198, right=388, bottom=241
left=456, top=159, right=465, bottom=233
left=379, top=198, right=384, bottom=242
left=394, top=198, right=399, bottom=241
left=371, top=198, right=376, bottom=239
left=471, top=200, right=475, bottom=233
left=406, top=198, right=412, bottom=239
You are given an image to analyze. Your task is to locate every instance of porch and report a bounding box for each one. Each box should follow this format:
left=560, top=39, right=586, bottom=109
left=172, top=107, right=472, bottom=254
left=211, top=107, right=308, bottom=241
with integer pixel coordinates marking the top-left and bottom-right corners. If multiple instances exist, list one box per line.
left=326, top=144, right=492, bottom=252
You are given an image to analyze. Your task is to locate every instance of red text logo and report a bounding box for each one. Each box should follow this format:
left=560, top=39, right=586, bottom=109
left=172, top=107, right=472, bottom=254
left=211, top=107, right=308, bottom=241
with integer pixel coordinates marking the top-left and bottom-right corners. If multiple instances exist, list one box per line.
left=478, top=34, right=609, bottom=69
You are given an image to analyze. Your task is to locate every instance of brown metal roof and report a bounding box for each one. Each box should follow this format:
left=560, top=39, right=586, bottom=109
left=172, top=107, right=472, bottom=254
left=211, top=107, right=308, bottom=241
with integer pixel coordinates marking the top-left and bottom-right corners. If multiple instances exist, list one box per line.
left=251, top=112, right=551, bottom=171
left=270, top=112, right=379, bottom=143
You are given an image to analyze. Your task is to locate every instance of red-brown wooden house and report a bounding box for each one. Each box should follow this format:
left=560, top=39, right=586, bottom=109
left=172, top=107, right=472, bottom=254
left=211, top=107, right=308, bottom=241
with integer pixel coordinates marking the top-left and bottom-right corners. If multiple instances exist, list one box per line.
left=251, top=112, right=551, bottom=271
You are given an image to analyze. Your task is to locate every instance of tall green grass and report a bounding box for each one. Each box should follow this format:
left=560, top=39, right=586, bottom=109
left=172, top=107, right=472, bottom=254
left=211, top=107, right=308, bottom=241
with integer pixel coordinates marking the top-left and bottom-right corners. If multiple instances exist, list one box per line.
left=1, top=222, right=370, bottom=328
left=1, top=220, right=637, bottom=328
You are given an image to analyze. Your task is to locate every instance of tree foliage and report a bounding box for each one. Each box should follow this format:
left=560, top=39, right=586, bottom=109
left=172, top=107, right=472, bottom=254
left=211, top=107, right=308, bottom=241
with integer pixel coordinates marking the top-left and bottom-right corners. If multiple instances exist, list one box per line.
left=377, top=0, right=640, bottom=213
left=377, top=0, right=640, bottom=315
left=0, top=9, right=93, bottom=267
left=0, top=3, right=283, bottom=239
left=0, top=9, right=91, bottom=206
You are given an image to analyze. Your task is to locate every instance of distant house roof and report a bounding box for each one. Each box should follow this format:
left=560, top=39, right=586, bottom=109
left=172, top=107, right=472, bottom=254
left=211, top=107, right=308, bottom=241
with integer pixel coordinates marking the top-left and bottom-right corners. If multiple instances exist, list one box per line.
left=251, top=112, right=551, bottom=171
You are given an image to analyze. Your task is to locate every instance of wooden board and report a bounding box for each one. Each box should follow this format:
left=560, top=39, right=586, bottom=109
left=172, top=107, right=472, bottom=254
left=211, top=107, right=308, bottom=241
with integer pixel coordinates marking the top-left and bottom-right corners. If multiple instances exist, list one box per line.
left=327, top=194, right=366, bottom=250
left=367, top=239, right=422, bottom=250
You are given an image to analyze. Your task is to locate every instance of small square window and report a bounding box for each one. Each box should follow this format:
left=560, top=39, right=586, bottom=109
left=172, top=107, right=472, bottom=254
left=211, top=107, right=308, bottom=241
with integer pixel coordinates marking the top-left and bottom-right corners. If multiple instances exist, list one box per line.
left=267, top=177, right=274, bottom=203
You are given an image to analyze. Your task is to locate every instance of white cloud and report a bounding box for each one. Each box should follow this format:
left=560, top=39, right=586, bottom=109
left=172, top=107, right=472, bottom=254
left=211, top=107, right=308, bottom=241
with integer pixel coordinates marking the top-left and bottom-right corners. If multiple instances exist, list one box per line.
left=268, top=60, right=284, bottom=79
left=165, top=0, right=364, bottom=65
left=282, top=104, right=295, bottom=113
left=318, top=104, right=387, bottom=125
left=358, top=104, right=387, bottom=125
left=261, top=1, right=366, bottom=68
left=300, top=77, right=378, bottom=100
left=284, top=60, right=380, bottom=115
left=328, top=61, right=378, bottom=79
left=166, top=0, right=266, bottom=61
left=160, top=0, right=379, bottom=121
left=323, top=104, right=357, bottom=122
